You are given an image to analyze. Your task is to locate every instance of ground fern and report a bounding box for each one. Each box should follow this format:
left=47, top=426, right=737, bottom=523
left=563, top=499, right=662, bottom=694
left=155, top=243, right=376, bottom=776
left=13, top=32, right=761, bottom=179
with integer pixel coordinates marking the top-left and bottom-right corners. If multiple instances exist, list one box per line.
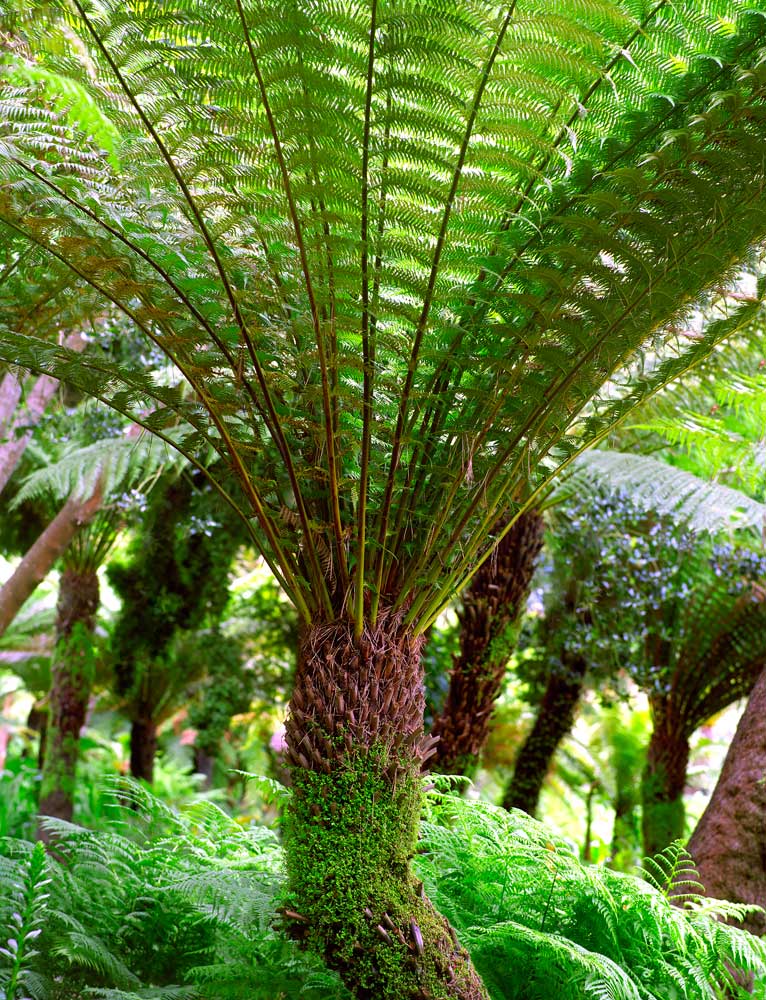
left=1, top=780, right=765, bottom=999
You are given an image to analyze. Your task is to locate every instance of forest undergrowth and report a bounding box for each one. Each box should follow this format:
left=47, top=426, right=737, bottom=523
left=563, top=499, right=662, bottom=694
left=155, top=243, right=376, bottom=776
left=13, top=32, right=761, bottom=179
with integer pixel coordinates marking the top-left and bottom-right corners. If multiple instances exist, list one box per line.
left=1, top=776, right=765, bottom=1000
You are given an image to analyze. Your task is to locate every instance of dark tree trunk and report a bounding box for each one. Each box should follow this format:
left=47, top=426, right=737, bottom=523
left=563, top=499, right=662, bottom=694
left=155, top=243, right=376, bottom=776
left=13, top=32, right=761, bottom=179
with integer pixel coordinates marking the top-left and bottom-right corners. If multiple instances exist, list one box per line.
left=501, top=653, right=586, bottom=815
left=641, top=697, right=690, bottom=858
left=193, top=746, right=215, bottom=788
left=37, top=567, right=99, bottom=832
left=26, top=702, right=47, bottom=771
left=687, top=669, right=766, bottom=935
left=282, top=611, right=489, bottom=1000
left=431, top=511, right=544, bottom=775
left=610, top=785, right=641, bottom=872
left=130, top=717, right=158, bottom=784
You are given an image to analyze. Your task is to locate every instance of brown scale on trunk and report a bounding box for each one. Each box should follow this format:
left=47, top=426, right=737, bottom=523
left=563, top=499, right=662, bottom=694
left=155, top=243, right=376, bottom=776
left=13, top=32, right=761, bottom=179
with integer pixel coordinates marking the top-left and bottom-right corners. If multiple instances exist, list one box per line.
left=283, top=610, right=489, bottom=1000
left=38, top=567, right=99, bottom=832
left=431, top=510, right=544, bottom=774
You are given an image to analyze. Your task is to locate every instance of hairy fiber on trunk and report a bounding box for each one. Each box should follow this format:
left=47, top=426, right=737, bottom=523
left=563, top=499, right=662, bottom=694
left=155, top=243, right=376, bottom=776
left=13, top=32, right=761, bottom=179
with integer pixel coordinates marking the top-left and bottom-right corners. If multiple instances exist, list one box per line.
left=688, top=668, right=766, bottom=935
left=283, top=611, right=489, bottom=1000
left=432, top=511, right=544, bottom=775
left=38, top=568, right=99, bottom=831
left=502, top=653, right=586, bottom=816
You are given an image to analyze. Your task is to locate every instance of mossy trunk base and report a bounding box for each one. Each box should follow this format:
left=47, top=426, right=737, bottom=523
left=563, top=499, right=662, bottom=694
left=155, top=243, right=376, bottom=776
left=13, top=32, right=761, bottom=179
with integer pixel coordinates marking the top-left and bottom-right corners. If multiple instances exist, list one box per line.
left=283, top=613, right=489, bottom=1000
left=38, top=569, right=99, bottom=836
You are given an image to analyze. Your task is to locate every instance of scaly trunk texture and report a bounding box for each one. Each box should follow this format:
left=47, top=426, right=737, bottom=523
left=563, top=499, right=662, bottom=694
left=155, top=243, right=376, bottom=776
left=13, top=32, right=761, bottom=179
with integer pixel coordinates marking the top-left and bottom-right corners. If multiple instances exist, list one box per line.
left=130, top=717, right=158, bottom=784
left=502, top=653, right=587, bottom=815
left=37, top=568, right=99, bottom=831
left=431, top=511, right=544, bottom=775
left=687, top=669, right=766, bottom=935
left=282, top=611, right=489, bottom=1000
left=641, top=697, right=690, bottom=858
left=0, top=481, right=103, bottom=638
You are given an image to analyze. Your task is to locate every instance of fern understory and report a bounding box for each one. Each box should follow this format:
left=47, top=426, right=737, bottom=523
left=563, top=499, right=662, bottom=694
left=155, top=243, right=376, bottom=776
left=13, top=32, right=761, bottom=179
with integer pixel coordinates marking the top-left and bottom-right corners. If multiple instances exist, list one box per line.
left=1, top=778, right=764, bottom=1000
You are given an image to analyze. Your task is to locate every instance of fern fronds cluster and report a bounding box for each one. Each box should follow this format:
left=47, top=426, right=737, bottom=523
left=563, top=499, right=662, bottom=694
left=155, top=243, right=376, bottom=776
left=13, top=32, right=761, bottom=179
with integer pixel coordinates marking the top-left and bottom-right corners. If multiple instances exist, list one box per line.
left=418, top=792, right=766, bottom=1000
left=0, top=840, right=49, bottom=1000
left=2, top=780, right=766, bottom=1000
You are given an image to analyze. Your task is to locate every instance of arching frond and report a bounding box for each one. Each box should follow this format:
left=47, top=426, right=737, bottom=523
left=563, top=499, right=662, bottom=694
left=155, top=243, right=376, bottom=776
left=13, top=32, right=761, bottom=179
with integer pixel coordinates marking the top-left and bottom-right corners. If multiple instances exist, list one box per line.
left=565, top=450, right=766, bottom=534
left=2, top=1, right=766, bottom=629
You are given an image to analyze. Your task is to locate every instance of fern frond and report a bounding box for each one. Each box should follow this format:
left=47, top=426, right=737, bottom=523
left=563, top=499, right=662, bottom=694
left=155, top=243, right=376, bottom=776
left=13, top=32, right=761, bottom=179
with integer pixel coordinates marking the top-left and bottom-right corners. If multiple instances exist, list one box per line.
left=640, top=841, right=705, bottom=903
left=566, top=450, right=766, bottom=533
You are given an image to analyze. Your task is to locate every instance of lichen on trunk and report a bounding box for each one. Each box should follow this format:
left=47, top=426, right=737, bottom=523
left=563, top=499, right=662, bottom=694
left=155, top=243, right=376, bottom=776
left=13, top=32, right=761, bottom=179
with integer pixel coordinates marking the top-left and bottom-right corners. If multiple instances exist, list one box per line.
left=38, top=567, right=99, bottom=831
left=282, top=611, right=489, bottom=1000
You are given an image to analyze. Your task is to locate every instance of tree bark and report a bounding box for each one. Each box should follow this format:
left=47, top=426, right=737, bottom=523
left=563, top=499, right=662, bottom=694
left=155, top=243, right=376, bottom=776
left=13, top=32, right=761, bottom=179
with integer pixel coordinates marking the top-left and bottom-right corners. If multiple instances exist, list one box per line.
left=501, top=653, right=587, bottom=816
left=37, top=567, right=99, bottom=832
left=130, top=717, right=158, bottom=784
left=0, top=480, right=103, bottom=638
left=641, top=697, right=690, bottom=858
left=0, top=331, right=87, bottom=497
left=687, top=668, right=766, bottom=935
left=282, top=611, right=489, bottom=1000
left=431, top=511, right=544, bottom=775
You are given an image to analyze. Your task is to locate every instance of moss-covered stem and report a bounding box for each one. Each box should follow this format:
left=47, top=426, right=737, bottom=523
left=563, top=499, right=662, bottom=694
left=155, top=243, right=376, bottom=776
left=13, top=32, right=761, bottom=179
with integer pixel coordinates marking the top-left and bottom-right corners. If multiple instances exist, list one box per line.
left=37, top=567, right=99, bottom=834
left=282, top=613, right=489, bottom=1000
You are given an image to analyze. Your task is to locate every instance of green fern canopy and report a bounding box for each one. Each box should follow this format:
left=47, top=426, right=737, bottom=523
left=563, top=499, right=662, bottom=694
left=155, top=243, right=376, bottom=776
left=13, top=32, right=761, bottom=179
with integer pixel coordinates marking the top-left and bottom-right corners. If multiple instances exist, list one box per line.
left=2, top=0, right=766, bottom=628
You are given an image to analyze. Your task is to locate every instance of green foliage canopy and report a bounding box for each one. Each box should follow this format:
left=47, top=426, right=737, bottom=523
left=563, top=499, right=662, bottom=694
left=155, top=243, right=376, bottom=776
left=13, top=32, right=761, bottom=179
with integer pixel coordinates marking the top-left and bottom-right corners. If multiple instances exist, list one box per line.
left=2, top=1, right=766, bottom=632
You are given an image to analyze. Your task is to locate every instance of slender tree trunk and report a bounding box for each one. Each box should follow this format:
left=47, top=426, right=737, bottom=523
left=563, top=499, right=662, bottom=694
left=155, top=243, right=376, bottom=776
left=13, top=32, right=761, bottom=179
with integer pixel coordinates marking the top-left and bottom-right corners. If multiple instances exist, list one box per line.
left=501, top=653, right=586, bottom=816
left=0, top=481, right=103, bottom=638
left=641, top=697, right=690, bottom=858
left=687, top=669, right=766, bottom=935
left=282, top=611, right=489, bottom=1000
left=193, top=746, right=215, bottom=788
left=610, top=785, right=641, bottom=872
left=37, top=567, right=99, bottom=831
left=0, top=331, right=86, bottom=497
left=431, top=511, right=544, bottom=775
left=130, top=717, right=158, bottom=784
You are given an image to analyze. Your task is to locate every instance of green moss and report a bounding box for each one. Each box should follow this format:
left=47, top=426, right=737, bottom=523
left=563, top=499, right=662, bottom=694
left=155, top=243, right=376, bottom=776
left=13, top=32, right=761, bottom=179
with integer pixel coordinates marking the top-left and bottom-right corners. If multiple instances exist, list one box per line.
left=284, top=745, right=485, bottom=999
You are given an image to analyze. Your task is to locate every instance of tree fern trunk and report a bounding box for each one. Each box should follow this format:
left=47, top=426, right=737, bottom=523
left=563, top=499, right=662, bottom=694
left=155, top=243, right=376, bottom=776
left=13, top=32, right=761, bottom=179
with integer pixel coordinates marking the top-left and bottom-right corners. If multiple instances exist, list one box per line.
left=431, top=511, right=544, bottom=775
left=130, top=717, right=158, bottom=784
left=688, top=669, right=766, bottom=935
left=282, top=611, right=489, bottom=1000
left=501, top=654, right=586, bottom=816
left=0, top=480, right=103, bottom=638
left=37, top=568, right=99, bottom=831
left=641, top=698, right=690, bottom=858
left=610, top=785, right=641, bottom=872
